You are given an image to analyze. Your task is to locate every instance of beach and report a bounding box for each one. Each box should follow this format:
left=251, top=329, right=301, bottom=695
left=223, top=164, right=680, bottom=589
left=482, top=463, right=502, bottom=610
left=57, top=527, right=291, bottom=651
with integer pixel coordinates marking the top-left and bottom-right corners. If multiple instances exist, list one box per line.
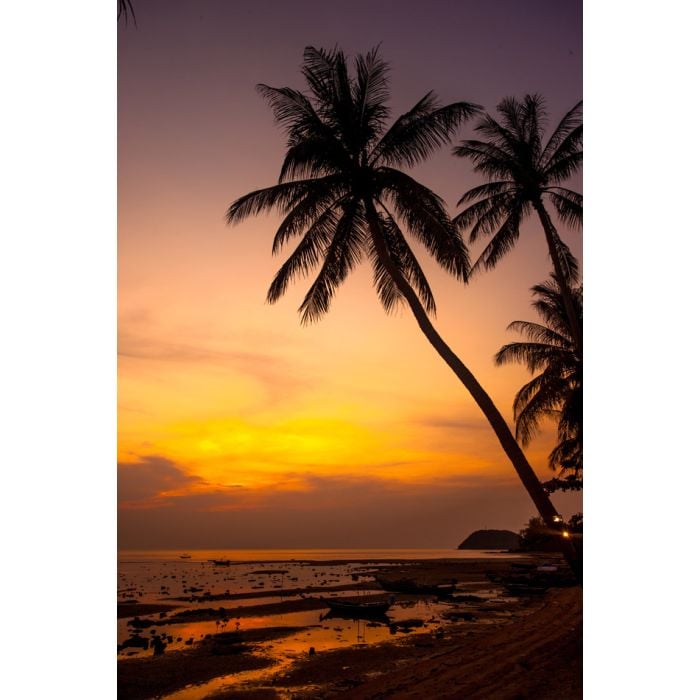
left=118, top=553, right=581, bottom=699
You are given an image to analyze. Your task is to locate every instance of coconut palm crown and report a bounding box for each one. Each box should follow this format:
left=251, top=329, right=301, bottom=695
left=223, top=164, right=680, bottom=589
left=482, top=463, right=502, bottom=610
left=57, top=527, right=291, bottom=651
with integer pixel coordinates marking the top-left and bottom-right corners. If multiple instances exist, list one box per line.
left=495, top=277, right=582, bottom=477
left=454, top=95, right=582, bottom=354
left=226, top=46, right=479, bottom=322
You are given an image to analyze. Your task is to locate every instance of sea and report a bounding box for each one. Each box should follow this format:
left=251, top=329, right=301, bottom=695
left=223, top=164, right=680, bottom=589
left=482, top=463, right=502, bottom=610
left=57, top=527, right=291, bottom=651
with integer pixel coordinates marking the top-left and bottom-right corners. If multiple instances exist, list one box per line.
left=118, top=549, right=523, bottom=699
left=118, top=547, right=520, bottom=563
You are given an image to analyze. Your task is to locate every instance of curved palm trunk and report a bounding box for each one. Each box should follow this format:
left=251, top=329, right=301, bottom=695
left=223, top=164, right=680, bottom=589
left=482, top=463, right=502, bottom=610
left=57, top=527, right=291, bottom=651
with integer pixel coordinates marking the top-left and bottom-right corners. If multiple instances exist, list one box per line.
left=364, top=199, right=581, bottom=579
left=532, top=200, right=584, bottom=357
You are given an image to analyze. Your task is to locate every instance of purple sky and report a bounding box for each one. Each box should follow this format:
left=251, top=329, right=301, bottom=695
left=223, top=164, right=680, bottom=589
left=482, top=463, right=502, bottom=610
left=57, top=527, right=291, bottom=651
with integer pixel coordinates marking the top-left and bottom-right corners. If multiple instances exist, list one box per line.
left=118, top=0, right=582, bottom=549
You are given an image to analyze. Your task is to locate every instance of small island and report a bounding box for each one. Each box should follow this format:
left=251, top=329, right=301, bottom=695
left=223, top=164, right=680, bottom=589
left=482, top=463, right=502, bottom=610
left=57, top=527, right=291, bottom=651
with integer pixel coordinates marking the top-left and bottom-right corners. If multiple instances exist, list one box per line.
left=458, top=529, right=521, bottom=550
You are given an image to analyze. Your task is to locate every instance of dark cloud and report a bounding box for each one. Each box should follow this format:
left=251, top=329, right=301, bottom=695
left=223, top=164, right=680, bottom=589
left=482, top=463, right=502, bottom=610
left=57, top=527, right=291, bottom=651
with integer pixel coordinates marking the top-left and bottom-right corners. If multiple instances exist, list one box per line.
left=118, top=456, right=582, bottom=549
left=118, top=455, right=206, bottom=508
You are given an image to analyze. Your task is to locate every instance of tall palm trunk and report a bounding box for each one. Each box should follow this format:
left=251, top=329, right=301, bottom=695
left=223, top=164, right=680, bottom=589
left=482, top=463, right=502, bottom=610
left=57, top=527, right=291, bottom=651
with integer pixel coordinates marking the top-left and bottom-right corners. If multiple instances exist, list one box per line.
left=364, top=199, right=581, bottom=578
left=532, top=199, right=584, bottom=357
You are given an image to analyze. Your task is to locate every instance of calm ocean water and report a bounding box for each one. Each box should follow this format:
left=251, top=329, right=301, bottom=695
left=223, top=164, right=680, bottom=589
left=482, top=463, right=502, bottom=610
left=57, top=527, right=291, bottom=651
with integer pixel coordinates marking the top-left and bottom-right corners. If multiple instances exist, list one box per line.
left=118, top=548, right=522, bottom=562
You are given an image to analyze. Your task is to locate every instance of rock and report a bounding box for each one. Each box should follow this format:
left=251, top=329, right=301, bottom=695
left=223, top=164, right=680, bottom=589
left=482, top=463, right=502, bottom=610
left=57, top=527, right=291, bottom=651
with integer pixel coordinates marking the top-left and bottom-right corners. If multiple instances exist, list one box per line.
left=457, top=529, right=520, bottom=550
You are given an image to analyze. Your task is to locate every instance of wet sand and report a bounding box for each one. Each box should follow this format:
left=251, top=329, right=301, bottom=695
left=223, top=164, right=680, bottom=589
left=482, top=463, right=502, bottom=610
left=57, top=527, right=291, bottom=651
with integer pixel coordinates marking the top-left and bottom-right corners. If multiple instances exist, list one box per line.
left=118, top=627, right=304, bottom=700
left=118, top=557, right=581, bottom=699
left=260, top=586, right=582, bottom=699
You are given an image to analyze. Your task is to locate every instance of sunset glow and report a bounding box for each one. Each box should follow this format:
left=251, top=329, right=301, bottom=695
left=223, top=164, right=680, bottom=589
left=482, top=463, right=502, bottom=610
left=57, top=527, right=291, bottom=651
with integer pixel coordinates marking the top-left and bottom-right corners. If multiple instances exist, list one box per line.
left=118, top=0, right=582, bottom=548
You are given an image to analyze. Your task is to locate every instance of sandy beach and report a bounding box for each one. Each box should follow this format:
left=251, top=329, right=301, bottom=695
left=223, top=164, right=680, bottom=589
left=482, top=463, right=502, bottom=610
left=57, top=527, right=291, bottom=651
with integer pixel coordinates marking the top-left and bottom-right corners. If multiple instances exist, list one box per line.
left=118, top=556, right=581, bottom=699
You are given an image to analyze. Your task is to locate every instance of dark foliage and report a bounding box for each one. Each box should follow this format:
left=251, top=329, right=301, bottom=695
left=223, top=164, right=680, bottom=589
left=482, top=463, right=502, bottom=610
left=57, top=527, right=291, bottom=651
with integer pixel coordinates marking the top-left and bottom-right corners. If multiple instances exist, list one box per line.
left=453, top=94, right=582, bottom=281
left=226, top=46, right=479, bottom=322
left=496, top=277, right=582, bottom=477
left=118, top=0, right=136, bottom=25
left=519, top=513, right=582, bottom=550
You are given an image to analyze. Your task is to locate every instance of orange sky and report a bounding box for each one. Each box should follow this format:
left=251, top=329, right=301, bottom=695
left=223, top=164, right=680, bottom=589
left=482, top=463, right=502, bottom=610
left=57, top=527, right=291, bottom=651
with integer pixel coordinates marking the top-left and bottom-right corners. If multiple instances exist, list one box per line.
left=118, top=0, right=582, bottom=549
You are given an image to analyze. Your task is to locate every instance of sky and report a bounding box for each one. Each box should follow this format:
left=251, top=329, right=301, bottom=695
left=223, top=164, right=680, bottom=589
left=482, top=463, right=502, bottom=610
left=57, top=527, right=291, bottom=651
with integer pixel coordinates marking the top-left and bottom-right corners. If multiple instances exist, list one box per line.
left=118, top=0, right=583, bottom=549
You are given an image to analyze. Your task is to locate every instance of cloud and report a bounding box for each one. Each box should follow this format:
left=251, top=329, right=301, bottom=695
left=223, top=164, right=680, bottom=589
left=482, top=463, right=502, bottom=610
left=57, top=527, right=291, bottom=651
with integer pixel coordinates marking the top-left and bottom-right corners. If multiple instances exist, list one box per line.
left=118, top=455, right=209, bottom=508
left=118, top=331, right=312, bottom=404
left=415, top=415, right=493, bottom=432
left=117, top=455, right=582, bottom=549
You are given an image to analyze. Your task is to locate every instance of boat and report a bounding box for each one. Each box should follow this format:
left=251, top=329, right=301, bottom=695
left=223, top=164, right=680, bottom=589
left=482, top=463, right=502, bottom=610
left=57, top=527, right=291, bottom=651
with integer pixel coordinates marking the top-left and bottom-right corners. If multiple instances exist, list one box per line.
left=321, top=596, right=393, bottom=617
left=179, top=553, right=192, bottom=559
left=209, top=559, right=233, bottom=566
left=375, top=577, right=455, bottom=597
left=503, top=582, right=549, bottom=596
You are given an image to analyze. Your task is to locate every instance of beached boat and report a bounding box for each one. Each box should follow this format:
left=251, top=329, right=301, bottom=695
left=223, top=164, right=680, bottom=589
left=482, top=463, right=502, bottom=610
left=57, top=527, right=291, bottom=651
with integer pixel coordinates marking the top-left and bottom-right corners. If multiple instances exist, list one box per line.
left=321, top=597, right=392, bottom=616
left=375, top=577, right=455, bottom=596
left=503, top=582, right=549, bottom=596
left=209, top=559, right=233, bottom=566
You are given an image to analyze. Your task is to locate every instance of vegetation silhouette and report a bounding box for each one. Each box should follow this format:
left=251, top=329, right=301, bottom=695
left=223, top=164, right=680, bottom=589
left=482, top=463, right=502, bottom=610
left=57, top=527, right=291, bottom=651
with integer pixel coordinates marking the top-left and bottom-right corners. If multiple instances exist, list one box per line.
left=495, top=277, right=582, bottom=486
left=118, top=0, right=136, bottom=26
left=225, top=46, right=577, bottom=572
left=453, top=95, right=582, bottom=356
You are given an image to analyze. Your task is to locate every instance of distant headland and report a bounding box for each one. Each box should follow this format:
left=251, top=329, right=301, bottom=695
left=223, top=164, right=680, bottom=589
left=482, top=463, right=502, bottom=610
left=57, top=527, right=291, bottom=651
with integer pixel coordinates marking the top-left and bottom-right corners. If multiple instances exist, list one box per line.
left=457, top=529, right=520, bottom=550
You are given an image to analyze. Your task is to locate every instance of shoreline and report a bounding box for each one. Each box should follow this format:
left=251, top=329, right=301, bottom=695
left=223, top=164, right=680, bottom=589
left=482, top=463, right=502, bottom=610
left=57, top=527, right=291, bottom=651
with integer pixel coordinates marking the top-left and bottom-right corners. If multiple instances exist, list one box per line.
left=118, top=556, right=581, bottom=699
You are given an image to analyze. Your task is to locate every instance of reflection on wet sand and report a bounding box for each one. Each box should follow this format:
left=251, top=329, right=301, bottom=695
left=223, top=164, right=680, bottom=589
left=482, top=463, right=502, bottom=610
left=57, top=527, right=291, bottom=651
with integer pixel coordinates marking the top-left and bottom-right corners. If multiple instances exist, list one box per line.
left=118, top=553, right=532, bottom=699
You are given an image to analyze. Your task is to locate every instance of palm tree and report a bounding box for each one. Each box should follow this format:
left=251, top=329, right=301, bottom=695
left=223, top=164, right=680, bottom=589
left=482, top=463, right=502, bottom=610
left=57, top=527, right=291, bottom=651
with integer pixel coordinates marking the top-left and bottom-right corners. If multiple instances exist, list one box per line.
left=453, top=95, right=583, bottom=356
left=225, top=47, right=569, bottom=546
left=495, top=277, right=582, bottom=480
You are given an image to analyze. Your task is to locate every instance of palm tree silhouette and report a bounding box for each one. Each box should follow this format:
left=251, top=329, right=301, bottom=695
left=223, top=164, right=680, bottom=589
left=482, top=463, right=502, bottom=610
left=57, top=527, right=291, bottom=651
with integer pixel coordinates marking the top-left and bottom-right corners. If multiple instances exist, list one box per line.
left=495, top=277, right=582, bottom=480
left=453, top=95, right=582, bottom=356
left=226, top=47, right=568, bottom=542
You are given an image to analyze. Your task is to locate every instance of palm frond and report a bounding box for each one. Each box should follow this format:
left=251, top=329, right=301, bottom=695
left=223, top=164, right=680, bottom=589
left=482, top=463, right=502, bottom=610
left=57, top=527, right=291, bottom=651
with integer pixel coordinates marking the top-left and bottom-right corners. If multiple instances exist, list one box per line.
left=543, top=150, right=582, bottom=184
left=495, top=277, right=582, bottom=464
left=453, top=192, right=517, bottom=242
left=377, top=168, right=470, bottom=280
left=371, top=208, right=436, bottom=315
left=529, top=278, right=582, bottom=336
left=298, top=201, right=366, bottom=323
left=267, top=206, right=340, bottom=303
left=453, top=139, right=516, bottom=179
left=455, top=181, right=514, bottom=207
left=548, top=437, right=582, bottom=474
left=521, top=94, right=547, bottom=154
left=546, top=187, right=582, bottom=229
left=505, top=320, right=573, bottom=349
left=540, top=100, right=582, bottom=168
left=469, top=202, right=525, bottom=273
left=512, top=374, right=567, bottom=445
left=353, top=47, right=391, bottom=148
left=256, top=85, right=323, bottom=143
left=547, top=227, right=580, bottom=284
left=278, top=138, right=348, bottom=182
left=300, top=46, right=339, bottom=113
left=272, top=186, right=347, bottom=254
left=497, top=97, right=525, bottom=140
left=118, top=0, right=136, bottom=25
left=495, top=339, right=572, bottom=372
left=472, top=111, right=521, bottom=157
left=225, top=176, right=340, bottom=225
left=372, top=96, right=479, bottom=168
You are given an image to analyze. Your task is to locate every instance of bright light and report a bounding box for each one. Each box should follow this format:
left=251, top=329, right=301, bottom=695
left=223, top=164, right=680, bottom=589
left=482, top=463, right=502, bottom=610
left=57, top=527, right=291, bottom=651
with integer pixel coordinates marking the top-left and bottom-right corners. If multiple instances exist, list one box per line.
left=562, top=530, right=570, bottom=538
left=552, top=515, right=563, bottom=523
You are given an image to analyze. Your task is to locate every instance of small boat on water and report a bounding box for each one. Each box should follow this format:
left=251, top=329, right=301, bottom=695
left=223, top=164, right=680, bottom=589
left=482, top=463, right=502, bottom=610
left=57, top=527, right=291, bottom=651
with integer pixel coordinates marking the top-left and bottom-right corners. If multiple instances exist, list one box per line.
left=179, top=553, right=192, bottom=559
left=321, top=597, right=393, bottom=617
